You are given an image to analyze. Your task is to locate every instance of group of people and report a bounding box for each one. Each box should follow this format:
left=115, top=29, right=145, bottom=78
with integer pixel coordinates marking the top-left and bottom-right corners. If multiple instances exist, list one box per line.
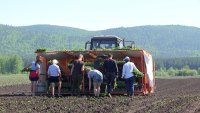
left=24, top=56, right=62, bottom=97
left=24, top=53, right=139, bottom=97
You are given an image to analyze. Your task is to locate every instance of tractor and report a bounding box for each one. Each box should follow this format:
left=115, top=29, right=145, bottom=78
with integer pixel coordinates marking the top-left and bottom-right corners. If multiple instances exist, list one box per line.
left=35, top=35, right=155, bottom=95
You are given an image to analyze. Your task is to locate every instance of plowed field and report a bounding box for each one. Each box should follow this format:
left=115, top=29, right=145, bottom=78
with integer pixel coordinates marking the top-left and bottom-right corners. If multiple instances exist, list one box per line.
left=1, top=77, right=200, bottom=113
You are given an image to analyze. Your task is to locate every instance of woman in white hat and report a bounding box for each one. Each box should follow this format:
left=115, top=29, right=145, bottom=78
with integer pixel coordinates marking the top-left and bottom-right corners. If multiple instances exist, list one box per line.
left=48, top=59, right=62, bottom=97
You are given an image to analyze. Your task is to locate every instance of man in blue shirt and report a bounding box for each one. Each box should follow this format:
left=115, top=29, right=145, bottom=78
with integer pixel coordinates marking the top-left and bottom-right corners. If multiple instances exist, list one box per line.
left=48, top=59, right=61, bottom=97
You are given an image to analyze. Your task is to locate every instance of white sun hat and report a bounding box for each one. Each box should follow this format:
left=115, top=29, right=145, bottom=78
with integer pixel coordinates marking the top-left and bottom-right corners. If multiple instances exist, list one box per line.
left=52, top=59, right=58, bottom=64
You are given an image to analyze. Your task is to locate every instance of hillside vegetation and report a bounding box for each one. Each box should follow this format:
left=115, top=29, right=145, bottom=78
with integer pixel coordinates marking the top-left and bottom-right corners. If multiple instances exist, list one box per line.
left=0, top=24, right=200, bottom=61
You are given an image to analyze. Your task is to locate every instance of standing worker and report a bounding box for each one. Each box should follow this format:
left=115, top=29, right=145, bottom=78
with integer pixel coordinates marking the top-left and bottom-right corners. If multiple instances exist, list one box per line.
left=48, top=59, right=62, bottom=97
left=121, top=56, right=139, bottom=96
left=71, top=54, right=85, bottom=96
left=24, top=56, right=42, bottom=96
left=103, top=53, right=118, bottom=98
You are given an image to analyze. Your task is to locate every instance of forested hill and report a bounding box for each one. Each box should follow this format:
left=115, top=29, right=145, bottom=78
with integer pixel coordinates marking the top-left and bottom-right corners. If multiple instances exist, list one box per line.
left=0, top=24, right=200, bottom=61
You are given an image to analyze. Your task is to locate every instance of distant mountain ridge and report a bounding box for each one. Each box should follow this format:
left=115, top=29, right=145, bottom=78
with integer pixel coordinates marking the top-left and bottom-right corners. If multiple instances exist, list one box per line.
left=0, top=24, right=200, bottom=61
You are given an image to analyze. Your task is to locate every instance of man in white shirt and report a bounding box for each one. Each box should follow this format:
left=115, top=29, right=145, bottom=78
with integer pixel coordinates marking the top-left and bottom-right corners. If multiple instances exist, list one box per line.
left=48, top=59, right=61, bottom=97
left=121, top=56, right=138, bottom=96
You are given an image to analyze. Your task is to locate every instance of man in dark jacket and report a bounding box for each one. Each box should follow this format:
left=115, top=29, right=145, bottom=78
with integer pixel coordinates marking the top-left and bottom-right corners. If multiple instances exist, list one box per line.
left=103, top=54, right=118, bottom=98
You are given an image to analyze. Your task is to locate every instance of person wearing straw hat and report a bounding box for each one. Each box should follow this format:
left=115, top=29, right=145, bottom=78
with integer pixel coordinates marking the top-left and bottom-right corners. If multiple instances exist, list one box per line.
left=48, top=59, right=62, bottom=97
left=121, top=56, right=138, bottom=96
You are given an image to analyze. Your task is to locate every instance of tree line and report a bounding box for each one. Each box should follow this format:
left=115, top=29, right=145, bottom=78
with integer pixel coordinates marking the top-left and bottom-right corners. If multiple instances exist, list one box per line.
left=0, top=54, right=200, bottom=76
left=1, top=24, right=200, bottom=62
left=156, top=66, right=200, bottom=76
left=155, top=57, right=200, bottom=76
left=155, top=57, right=200, bottom=70
left=0, top=55, right=23, bottom=74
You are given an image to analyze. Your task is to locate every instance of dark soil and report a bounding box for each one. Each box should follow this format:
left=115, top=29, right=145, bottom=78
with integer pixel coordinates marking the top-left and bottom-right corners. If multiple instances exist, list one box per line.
left=1, top=78, right=200, bottom=113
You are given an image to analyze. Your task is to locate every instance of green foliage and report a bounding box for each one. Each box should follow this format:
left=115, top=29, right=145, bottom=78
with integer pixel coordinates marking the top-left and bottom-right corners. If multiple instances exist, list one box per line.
left=155, top=68, right=169, bottom=76
left=98, top=25, right=200, bottom=58
left=21, top=67, right=31, bottom=72
left=113, top=81, right=126, bottom=92
left=132, top=69, right=144, bottom=77
left=0, top=24, right=200, bottom=65
left=167, top=67, right=177, bottom=76
left=176, top=67, right=198, bottom=76
left=0, top=24, right=91, bottom=65
left=116, top=61, right=125, bottom=64
left=116, top=81, right=126, bottom=88
left=0, top=55, right=23, bottom=74
left=92, top=46, right=141, bottom=51
left=0, top=24, right=200, bottom=74
left=155, top=57, right=200, bottom=70
left=84, top=62, right=94, bottom=67
left=112, top=46, right=141, bottom=50
left=156, top=66, right=199, bottom=76
left=36, top=48, right=46, bottom=52
left=197, top=68, right=200, bottom=75
left=71, top=48, right=85, bottom=51
left=13, top=55, right=23, bottom=73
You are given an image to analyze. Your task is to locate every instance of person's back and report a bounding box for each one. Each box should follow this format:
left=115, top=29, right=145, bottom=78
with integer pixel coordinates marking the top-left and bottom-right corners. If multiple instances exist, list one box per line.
left=87, top=69, right=103, bottom=97
left=31, top=61, right=40, bottom=71
left=103, top=59, right=118, bottom=74
left=103, top=54, right=118, bottom=98
left=71, top=54, right=84, bottom=95
left=48, top=64, right=60, bottom=77
left=47, top=59, right=62, bottom=97
left=122, top=56, right=138, bottom=96
left=122, top=62, right=136, bottom=79
left=24, top=56, right=41, bottom=96
left=88, top=69, right=103, bottom=81
left=72, top=60, right=84, bottom=75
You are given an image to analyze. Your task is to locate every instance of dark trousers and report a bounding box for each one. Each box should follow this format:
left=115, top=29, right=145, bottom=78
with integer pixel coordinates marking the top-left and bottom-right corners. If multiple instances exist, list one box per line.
left=72, top=74, right=83, bottom=94
left=125, top=76, right=134, bottom=96
left=105, top=72, right=116, bottom=94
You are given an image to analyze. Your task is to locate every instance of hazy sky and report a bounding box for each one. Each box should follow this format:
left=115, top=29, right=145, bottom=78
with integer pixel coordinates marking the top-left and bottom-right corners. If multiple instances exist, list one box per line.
left=0, top=0, right=199, bottom=30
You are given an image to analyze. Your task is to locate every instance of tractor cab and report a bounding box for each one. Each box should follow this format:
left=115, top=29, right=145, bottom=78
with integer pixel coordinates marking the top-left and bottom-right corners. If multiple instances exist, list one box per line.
left=85, top=35, right=135, bottom=50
